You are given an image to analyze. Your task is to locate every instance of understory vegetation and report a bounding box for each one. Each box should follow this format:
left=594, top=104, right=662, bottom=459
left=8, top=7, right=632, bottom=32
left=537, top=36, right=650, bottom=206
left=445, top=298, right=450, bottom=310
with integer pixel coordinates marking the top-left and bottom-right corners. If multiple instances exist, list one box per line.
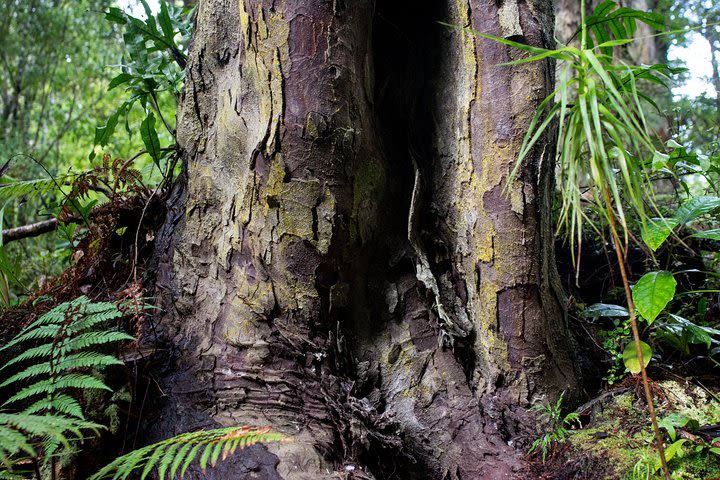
left=0, top=0, right=719, bottom=479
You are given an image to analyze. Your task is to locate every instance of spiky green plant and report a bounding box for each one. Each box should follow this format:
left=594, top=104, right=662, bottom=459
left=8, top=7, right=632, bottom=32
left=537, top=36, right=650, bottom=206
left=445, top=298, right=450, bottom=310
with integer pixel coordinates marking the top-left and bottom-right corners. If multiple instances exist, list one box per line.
left=90, top=425, right=285, bottom=480
left=0, top=296, right=134, bottom=478
left=528, top=391, right=581, bottom=462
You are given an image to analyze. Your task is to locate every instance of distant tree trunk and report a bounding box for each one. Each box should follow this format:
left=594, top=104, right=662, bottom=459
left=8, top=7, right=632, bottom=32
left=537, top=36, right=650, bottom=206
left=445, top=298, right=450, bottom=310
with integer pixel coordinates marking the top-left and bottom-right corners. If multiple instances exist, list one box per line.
left=151, top=1, right=580, bottom=478
left=555, top=0, right=658, bottom=63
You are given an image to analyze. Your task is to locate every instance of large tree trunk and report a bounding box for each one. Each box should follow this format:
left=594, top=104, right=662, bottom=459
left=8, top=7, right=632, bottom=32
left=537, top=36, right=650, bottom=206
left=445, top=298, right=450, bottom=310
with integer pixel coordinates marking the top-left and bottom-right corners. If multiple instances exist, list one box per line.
left=151, top=1, right=580, bottom=478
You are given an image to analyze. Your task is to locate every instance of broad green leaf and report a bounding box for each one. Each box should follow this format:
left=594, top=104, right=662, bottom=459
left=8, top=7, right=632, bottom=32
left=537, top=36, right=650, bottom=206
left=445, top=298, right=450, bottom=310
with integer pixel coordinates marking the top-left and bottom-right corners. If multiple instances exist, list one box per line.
left=658, top=416, right=677, bottom=441
left=642, top=218, right=678, bottom=251
left=580, top=303, right=629, bottom=318
left=139, top=0, right=158, bottom=33
left=157, top=1, right=176, bottom=41
left=654, top=439, right=687, bottom=472
left=674, top=196, right=720, bottom=224
left=651, top=150, right=670, bottom=171
left=690, top=229, right=720, bottom=241
left=93, top=109, right=120, bottom=148
left=105, top=7, right=128, bottom=25
left=596, top=38, right=635, bottom=49
left=140, top=112, right=162, bottom=167
left=667, top=314, right=720, bottom=347
left=585, top=1, right=664, bottom=34
left=439, top=22, right=553, bottom=56
left=622, top=340, right=652, bottom=374
left=108, top=73, right=133, bottom=90
left=632, top=271, right=676, bottom=324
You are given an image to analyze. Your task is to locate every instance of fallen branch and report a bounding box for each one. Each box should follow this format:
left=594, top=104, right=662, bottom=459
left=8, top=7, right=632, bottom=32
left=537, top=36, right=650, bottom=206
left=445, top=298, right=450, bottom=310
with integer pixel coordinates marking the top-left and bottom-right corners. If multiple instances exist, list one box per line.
left=2, top=216, right=81, bottom=244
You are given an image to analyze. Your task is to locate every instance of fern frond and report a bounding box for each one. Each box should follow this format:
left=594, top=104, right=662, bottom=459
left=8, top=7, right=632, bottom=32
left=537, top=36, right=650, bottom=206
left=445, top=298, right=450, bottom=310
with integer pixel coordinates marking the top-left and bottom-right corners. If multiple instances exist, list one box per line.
left=2, top=344, right=59, bottom=370
left=0, top=297, right=133, bottom=473
left=0, top=414, right=103, bottom=474
left=157, top=443, right=180, bottom=480
left=90, top=426, right=285, bottom=480
left=65, top=308, right=123, bottom=335
left=0, top=362, right=53, bottom=387
left=178, top=443, right=201, bottom=478
left=10, top=297, right=118, bottom=333
left=22, top=394, right=85, bottom=419
left=0, top=177, right=69, bottom=208
left=3, top=374, right=112, bottom=407
left=2, top=352, right=124, bottom=389
left=0, top=325, right=61, bottom=351
left=0, top=412, right=102, bottom=455
left=168, top=442, right=193, bottom=479
left=62, top=331, right=135, bottom=353
left=0, top=424, right=35, bottom=459
left=0, top=469, right=28, bottom=479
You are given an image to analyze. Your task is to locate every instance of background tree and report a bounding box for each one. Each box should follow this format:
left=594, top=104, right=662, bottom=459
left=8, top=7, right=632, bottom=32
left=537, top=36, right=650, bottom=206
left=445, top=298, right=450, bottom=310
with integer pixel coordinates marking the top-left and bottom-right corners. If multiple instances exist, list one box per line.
left=149, top=0, right=580, bottom=478
left=0, top=0, right=124, bottom=295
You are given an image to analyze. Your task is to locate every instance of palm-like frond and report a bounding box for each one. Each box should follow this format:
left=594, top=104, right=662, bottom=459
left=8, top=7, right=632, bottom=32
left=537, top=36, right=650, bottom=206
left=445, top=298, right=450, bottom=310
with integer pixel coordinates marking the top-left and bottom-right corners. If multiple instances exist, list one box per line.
left=90, top=426, right=285, bottom=480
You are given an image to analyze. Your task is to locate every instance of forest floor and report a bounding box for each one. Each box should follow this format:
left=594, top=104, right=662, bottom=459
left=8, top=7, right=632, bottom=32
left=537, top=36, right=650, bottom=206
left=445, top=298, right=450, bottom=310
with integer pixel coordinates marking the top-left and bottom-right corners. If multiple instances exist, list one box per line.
left=531, top=376, right=720, bottom=479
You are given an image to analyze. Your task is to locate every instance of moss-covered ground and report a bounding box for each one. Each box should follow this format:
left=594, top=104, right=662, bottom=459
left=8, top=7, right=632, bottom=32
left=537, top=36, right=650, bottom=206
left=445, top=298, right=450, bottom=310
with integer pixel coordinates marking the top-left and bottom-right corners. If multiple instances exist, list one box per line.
left=532, top=379, right=720, bottom=479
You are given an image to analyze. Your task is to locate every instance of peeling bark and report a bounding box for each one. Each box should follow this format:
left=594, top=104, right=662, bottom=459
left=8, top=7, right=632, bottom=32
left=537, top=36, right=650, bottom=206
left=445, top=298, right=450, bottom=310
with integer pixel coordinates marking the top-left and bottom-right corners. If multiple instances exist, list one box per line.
left=150, top=1, right=580, bottom=479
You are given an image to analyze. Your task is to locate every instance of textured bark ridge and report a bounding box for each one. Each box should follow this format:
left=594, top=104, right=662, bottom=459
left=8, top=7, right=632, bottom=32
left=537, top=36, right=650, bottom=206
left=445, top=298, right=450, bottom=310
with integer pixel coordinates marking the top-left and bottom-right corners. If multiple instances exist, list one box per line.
left=151, top=1, right=580, bottom=478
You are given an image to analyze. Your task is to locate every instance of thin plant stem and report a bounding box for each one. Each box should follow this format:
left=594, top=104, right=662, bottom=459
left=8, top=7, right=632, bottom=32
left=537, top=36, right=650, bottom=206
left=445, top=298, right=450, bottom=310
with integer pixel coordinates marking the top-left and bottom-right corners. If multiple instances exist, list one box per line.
left=33, top=457, right=41, bottom=480
left=605, top=188, right=670, bottom=480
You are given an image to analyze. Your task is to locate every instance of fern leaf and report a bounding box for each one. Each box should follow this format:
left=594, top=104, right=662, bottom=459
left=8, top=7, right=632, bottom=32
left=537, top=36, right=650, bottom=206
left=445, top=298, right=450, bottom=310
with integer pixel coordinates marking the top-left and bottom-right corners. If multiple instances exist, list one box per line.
left=199, top=442, right=213, bottom=472
left=179, top=443, right=201, bottom=478
left=0, top=362, right=52, bottom=388
left=0, top=469, right=29, bottom=479
left=209, top=440, right=224, bottom=467
left=59, top=352, right=125, bottom=371
left=0, top=297, right=131, bottom=474
left=63, top=331, right=134, bottom=353
left=0, top=351, right=119, bottom=388
left=157, top=443, right=179, bottom=479
left=0, top=413, right=102, bottom=448
left=3, top=374, right=112, bottom=407
left=0, top=325, right=60, bottom=351
left=139, top=445, right=165, bottom=480
left=23, top=394, right=85, bottom=419
left=1, top=343, right=56, bottom=370
left=0, top=177, right=68, bottom=208
left=168, top=442, right=193, bottom=479
left=66, top=307, right=124, bottom=335
left=17, top=296, right=90, bottom=331
left=89, top=426, right=284, bottom=480
left=0, top=425, right=35, bottom=458
left=110, top=448, right=150, bottom=480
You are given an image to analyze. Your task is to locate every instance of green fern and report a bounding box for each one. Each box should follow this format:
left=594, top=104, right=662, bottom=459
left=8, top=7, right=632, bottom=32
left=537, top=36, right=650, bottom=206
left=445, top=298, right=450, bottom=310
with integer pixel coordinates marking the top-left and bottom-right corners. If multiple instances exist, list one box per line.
left=90, top=426, right=285, bottom=480
left=0, top=412, right=102, bottom=467
left=0, top=176, right=68, bottom=209
left=0, top=297, right=133, bottom=416
left=0, top=296, right=134, bottom=477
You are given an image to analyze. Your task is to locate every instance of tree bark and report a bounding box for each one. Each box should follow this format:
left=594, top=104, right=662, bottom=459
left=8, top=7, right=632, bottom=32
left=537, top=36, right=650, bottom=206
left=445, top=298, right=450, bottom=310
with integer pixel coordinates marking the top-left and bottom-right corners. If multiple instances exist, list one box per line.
left=150, top=1, right=580, bottom=478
